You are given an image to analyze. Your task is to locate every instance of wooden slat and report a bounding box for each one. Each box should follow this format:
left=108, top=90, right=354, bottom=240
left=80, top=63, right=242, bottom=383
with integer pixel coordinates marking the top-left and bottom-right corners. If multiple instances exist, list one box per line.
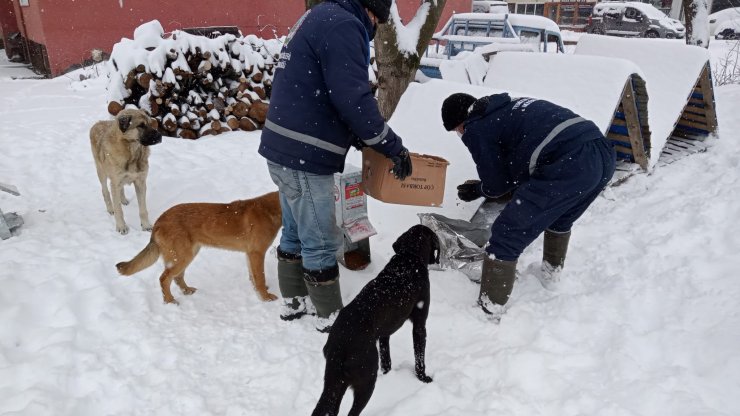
left=611, top=118, right=627, bottom=126
left=677, top=118, right=710, bottom=131
left=620, top=80, right=648, bottom=170
left=697, top=63, right=718, bottom=131
left=688, top=97, right=704, bottom=106
left=614, top=144, right=634, bottom=155
left=607, top=131, right=631, bottom=143
left=681, top=111, right=708, bottom=123
left=671, top=129, right=706, bottom=141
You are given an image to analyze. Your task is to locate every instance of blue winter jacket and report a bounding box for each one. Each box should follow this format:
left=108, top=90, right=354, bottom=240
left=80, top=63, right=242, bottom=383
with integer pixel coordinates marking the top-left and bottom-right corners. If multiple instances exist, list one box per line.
left=259, top=0, right=404, bottom=175
left=462, top=93, right=604, bottom=198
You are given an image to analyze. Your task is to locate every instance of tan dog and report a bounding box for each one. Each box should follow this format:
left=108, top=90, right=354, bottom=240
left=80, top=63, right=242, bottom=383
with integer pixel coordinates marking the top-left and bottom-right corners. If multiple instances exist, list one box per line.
left=90, top=109, right=162, bottom=235
left=116, top=191, right=282, bottom=304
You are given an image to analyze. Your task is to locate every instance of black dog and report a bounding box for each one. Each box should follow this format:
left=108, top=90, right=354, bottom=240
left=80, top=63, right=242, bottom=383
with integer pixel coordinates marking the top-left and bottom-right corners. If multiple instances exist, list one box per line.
left=312, top=224, right=440, bottom=416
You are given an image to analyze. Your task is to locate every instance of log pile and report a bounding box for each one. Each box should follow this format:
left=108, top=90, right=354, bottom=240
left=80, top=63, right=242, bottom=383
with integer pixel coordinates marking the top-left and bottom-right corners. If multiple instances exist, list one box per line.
left=106, top=20, right=282, bottom=139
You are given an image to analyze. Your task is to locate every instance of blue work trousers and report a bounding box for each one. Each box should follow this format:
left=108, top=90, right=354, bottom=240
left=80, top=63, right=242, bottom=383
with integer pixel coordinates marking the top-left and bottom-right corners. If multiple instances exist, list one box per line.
left=488, top=137, right=616, bottom=261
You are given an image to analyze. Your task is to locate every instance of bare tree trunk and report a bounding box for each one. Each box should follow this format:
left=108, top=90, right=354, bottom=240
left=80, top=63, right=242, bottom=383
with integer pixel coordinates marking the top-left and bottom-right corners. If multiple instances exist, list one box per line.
left=375, top=1, right=447, bottom=119
left=305, top=0, right=323, bottom=10
left=682, top=0, right=710, bottom=47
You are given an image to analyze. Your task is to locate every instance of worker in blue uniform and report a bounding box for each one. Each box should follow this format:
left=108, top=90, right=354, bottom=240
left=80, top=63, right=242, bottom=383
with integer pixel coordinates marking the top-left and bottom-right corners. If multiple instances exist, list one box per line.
left=441, top=92, right=616, bottom=321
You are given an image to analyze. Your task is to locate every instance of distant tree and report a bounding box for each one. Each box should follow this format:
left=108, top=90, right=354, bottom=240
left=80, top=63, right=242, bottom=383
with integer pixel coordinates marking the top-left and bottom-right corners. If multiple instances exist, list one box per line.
left=683, top=0, right=710, bottom=47
left=375, top=1, right=447, bottom=119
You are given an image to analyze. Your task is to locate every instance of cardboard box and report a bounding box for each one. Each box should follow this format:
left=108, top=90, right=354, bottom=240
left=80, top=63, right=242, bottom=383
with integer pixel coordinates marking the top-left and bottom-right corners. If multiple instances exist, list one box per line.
left=361, top=148, right=449, bottom=207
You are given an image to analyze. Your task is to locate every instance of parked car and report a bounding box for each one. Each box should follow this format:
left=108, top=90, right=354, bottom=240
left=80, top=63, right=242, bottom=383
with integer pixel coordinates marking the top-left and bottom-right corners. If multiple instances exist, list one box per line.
left=419, top=13, right=565, bottom=78
left=586, top=2, right=685, bottom=39
left=715, top=18, right=740, bottom=40
left=472, top=1, right=509, bottom=14
left=709, top=7, right=740, bottom=36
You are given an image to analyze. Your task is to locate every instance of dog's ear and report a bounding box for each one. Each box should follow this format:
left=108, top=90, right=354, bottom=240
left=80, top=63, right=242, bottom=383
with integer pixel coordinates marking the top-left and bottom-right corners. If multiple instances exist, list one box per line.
left=429, top=231, right=441, bottom=265
left=421, top=227, right=441, bottom=265
left=118, top=114, right=132, bottom=132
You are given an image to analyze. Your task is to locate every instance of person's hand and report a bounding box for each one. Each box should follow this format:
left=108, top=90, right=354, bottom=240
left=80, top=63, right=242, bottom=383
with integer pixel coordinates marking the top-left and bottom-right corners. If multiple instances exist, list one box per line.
left=457, top=180, right=483, bottom=202
left=390, top=148, right=412, bottom=180
left=350, top=135, right=366, bottom=151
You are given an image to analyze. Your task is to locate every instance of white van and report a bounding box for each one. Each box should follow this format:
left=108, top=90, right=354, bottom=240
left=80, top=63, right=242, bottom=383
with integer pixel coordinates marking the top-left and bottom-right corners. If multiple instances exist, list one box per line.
left=586, top=2, right=685, bottom=38
left=472, top=1, right=510, bottom=14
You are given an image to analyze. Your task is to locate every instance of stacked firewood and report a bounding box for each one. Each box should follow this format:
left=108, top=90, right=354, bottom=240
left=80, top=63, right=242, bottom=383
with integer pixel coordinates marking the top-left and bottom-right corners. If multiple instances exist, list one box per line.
left=106, top=21, right=282, bottom=139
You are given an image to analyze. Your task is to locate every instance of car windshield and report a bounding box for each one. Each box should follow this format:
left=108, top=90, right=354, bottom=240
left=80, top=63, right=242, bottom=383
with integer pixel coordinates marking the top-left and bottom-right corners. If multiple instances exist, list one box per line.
left=630, top=3, right=669, bottom=19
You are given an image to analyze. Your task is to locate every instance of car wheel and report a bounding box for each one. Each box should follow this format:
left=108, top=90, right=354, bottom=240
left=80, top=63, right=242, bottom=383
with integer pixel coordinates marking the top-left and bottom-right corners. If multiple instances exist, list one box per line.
left=644, top=30, right=659, bottom=38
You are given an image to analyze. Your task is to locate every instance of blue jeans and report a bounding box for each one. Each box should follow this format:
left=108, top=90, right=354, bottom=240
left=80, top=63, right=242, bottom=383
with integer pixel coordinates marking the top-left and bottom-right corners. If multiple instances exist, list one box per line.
left=266, top=161, right=341, bottom=271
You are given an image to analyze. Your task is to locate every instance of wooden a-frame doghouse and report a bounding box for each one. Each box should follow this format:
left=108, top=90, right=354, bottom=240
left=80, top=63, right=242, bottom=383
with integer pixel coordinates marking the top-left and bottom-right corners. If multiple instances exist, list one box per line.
left=575, top=35, right=718, bottom=171
left=606, top=74, right=651, bottom=171
left=659, top=63, right=719, bottom=165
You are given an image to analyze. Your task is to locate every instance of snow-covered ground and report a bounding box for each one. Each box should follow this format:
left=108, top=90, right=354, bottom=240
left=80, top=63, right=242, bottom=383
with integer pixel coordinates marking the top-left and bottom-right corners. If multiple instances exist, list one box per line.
left=1, top=40, right=740, bottom=415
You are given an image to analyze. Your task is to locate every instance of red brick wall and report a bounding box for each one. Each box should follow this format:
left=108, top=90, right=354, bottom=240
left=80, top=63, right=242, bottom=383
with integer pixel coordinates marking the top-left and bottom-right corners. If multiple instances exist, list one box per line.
left=16, top=0, right=471, bottom=76
left=0, top=0, right=20, bottom=56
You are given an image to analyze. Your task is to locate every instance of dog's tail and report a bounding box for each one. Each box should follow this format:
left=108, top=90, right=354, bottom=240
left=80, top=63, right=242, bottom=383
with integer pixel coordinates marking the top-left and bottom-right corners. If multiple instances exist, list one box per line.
left=116, top=239, right=159, bottom=276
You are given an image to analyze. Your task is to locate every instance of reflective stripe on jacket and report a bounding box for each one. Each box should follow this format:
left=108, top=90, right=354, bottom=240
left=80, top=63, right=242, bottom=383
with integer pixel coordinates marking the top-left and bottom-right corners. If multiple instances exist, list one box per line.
left=461, top=93, right=604, bottom=197
left=259, top=0, right=403, bottom=175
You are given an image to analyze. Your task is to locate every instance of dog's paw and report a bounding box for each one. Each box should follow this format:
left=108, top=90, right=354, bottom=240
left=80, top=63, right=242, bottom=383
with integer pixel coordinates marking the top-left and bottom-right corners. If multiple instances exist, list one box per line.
left=416, top=373, right=433, bottom=383
left=141, top=223, right=153, bottom=232
left=164, top=297, right=179, bottom=305
left=106, top=207, right=114, bottom=215
left=121, top=197, right=129, bottom=206
left=117, top=224, right=129, bottom=235
left=261, top=292, right=279, bottom=302
left=182, top=287, right=197, bottom=295
left=381, top=365, right=391, bottom=374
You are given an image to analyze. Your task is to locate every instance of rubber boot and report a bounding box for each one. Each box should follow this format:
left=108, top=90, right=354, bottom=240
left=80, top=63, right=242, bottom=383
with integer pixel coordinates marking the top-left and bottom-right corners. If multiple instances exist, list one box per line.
left=277, top=247, right=311, bottom=321
left=538, top=229, right=571, bottom=290
left=477, top=256, right=517, bottom=322
left=304, top=264, right=343, bottom=333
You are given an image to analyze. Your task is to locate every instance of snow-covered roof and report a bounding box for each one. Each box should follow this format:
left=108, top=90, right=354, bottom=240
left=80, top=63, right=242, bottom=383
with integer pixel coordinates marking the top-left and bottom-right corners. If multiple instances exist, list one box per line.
left=594, top=2, right=668, bottom=20
left=709, top=6, right=740, bottom=20
left=483, top=52, right=644, bottom=134
left=435, top=35, right=520, bottom=43
left=444, top=13, right=561, bottom=33
left=575, top=34, right=711, bottom=169
left=389, top=79, right=517, bottom=151
left=505, top=14, right=562, bottom=33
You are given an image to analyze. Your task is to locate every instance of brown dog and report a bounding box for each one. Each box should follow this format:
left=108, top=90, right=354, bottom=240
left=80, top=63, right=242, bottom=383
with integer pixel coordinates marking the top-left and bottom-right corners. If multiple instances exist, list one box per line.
left=90, top=108, right=162, bottom=235
left=116, top=191, right=282, bottom=304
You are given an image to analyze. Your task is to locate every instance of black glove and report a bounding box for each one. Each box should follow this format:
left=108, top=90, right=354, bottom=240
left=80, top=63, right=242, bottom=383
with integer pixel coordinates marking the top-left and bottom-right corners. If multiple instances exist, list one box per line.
left=390, top=148, right=413, bottom=180
left=457, top=180, right=483, bottom=202
left=350, top=135, right=366, bottom=151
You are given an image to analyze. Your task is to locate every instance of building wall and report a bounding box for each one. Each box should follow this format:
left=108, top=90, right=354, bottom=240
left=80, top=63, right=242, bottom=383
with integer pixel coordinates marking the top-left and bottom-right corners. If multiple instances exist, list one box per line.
left=0, top=0, right=19, bottom=56
left=14, top=0, right=470, bottom=76
left=15, top=0, right=44, bottom=43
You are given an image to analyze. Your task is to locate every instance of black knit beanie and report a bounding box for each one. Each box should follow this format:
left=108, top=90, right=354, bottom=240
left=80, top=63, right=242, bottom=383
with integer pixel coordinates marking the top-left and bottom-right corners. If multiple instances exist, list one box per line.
left=359, top=0, right=392, bottom=24
left=441, top=93, right=477, bottom=131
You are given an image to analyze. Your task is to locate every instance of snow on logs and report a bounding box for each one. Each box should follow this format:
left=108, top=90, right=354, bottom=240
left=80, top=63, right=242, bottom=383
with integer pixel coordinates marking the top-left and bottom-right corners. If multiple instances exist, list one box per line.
left=106, top=20, right=279, bottom=139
